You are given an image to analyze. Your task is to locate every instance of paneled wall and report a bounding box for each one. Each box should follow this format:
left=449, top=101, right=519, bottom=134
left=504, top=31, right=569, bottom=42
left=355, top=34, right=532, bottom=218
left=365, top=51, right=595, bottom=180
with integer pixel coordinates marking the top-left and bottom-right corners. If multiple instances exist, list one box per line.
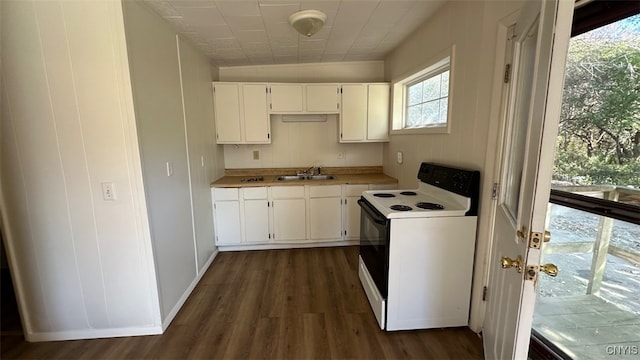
left=1, top=0, right=161, bottom=340
left=219, top=61, right=385, bottom=169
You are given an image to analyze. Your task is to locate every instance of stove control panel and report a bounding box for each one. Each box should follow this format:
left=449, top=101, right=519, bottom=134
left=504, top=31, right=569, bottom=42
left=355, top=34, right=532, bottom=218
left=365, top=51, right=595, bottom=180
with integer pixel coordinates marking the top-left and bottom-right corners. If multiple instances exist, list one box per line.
left=417, top=162, right=480, bottom=215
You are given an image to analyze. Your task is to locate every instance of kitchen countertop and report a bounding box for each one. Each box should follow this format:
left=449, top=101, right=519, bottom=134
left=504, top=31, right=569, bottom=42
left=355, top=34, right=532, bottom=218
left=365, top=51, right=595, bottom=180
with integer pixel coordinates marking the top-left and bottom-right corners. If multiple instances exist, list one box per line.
left=211, top=166, right=398, bottom=188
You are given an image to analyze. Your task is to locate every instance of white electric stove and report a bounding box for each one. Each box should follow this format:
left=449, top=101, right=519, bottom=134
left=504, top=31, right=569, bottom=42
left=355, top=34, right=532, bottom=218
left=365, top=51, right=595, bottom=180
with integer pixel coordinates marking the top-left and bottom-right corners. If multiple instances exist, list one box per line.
left=358, top=162, right=480, bottom=331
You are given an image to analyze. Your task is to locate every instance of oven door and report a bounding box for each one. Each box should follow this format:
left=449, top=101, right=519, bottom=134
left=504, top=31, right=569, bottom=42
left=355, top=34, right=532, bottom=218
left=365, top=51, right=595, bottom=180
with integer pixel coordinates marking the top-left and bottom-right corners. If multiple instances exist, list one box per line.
left=358, top=198, right=390, bottom=299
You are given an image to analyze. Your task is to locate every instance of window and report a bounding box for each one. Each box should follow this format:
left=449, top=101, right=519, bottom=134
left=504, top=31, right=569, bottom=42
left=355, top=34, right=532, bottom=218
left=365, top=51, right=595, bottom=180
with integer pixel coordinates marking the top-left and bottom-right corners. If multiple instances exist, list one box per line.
left=406, top=69, right=449, bottom=128
left=392, top=49, right=453, bottom=134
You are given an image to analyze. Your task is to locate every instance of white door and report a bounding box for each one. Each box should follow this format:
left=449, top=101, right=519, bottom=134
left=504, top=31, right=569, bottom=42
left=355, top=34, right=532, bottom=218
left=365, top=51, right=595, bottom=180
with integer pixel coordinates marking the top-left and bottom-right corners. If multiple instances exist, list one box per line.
left=483, top=0, right=573, bottom=359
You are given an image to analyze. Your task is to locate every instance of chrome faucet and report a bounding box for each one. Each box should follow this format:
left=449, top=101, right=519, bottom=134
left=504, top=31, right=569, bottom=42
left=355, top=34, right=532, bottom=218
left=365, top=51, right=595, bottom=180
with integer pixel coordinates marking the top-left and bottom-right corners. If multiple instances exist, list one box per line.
left=297, top=165, right=316, bottom=176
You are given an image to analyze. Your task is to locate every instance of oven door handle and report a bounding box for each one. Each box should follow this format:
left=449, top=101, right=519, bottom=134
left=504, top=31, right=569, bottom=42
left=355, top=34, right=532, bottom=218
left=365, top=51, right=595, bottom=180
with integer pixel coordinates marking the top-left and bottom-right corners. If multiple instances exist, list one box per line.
left=358, top=199, right=388, bottom=225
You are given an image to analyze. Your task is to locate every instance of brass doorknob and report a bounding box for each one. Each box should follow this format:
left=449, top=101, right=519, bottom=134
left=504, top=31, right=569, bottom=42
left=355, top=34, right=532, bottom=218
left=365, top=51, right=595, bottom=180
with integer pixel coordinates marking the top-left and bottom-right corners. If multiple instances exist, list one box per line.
left=544, top=231, right=551, bottom=243
left=501, top=255, right=523, bottom=273
left=540, top=263, right=558, bottom=277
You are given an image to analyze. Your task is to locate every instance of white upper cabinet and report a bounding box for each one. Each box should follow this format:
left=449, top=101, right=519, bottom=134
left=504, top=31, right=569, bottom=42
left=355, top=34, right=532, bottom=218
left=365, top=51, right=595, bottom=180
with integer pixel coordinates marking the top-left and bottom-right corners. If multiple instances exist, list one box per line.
left=213, top=82, right=270, bottom=144
left=270, top=83, right=340, bottom=114
left=212, top=83, right=242, bottom=143
left=340, top=83, right=390, bottom=143
left=367, top=84, right=390, bottom=141
left=242, top=84, right=270, bottom=143
left=269, top=83, right=304, bottom=112
left=305, top=84, right=340, bottom=113
left=340, top=84, right=368, bottom=141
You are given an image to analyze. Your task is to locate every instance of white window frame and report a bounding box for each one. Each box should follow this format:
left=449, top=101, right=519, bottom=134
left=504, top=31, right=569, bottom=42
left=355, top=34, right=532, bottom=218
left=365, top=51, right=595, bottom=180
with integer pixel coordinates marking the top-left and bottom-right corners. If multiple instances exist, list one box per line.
left=391, top=47, right=455, bottom=135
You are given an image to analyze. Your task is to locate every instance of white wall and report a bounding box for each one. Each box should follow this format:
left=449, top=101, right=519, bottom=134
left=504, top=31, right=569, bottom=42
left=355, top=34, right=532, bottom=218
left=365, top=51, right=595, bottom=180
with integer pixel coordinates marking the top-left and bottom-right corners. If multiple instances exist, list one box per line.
left=1, top=0, right=161, bottom=340
left=219, top=61, right=385, bottom=169
left=123, top=1, right=222, bottom=323
left=383, top=0, right=523, bottom=331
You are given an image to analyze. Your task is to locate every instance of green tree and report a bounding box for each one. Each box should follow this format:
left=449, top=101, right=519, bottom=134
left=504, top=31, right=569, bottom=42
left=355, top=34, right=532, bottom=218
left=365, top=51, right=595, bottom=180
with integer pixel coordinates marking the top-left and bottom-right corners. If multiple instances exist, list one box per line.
left=554, top=31, right=640, bottom=187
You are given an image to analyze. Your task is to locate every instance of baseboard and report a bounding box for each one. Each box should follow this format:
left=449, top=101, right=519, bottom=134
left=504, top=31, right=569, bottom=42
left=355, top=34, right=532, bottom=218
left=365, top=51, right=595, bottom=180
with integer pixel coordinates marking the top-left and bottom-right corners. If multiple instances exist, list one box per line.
left=218, top=240, right=359, bottom=252
left=25, top=325, right=163, bottom=342
left=161, top=248, right=219, bottom=331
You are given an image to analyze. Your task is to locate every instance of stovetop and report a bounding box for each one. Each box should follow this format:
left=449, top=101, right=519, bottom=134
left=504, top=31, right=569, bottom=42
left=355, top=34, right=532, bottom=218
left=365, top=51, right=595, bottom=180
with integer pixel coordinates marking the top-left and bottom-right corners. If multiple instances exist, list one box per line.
left=361, top=183, right=472, bottom=219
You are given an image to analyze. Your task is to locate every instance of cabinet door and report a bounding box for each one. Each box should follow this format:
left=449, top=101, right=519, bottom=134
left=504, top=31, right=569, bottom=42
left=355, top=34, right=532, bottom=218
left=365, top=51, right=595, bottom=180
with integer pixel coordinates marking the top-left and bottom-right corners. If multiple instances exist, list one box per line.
left=309, top=197, right=342, bottom=240
left=213, top=83, right=242, bottom=143
left=340, top=84, right=367, bottom=142
left=367, top=84, right=390, bottom=141
left=344, top=184, right=368, bottom=240
left=243, top=199, right=270, bottom=243
left=242, top=84, right=270, bottom=143
left=270, top=84, right=303, bottom=113
left=306, top=84, right=339, bottom=113
left=214, top=201, right=241, bottom=245
left=273, top=198, right=306, bottom=241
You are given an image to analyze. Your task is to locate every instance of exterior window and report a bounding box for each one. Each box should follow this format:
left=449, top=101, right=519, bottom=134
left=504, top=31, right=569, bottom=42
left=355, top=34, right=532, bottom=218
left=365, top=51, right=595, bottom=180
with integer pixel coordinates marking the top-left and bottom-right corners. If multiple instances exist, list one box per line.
left=392, top=50, right=453, bottom=134
left=406, top=69, right=449, bottom=128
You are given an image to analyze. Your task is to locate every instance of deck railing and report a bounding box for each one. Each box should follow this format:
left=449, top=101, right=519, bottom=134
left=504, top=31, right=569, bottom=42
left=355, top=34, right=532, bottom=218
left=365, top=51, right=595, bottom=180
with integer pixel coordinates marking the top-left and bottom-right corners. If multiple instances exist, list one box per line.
left=544, top=185, right=640, bottom=296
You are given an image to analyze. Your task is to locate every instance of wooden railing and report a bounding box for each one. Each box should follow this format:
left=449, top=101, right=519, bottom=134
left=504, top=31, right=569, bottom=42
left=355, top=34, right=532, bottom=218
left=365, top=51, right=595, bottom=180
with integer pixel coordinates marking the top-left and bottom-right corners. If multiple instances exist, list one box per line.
left=544, top=185, right=640, bottom=296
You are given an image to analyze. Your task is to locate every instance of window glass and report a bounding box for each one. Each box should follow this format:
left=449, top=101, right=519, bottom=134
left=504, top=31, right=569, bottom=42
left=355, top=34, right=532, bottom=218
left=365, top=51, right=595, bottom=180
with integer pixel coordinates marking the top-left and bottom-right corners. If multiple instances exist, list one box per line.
left=403, top=69, right=450, bottom=129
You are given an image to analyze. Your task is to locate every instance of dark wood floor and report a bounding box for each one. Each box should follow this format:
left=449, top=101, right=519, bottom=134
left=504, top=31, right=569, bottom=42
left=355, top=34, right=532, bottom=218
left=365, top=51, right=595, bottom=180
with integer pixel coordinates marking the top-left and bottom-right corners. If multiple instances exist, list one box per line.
left=1, top=246, right=484, bottom=359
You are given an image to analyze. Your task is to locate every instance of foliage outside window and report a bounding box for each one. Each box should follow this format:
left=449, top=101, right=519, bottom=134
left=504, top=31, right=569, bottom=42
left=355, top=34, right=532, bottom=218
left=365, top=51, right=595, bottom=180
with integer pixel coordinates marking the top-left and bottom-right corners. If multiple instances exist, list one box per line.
left=554, top=14, right=640, bottom=188
left=406, top=69, right=449, bottom=128
left=392, top=50, right=453, bottom=134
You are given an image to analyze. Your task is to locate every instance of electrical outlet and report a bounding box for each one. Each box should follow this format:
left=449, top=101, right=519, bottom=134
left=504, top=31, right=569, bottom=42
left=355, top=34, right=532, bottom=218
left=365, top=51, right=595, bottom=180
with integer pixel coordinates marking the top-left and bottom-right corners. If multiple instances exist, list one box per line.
left=337, top=151, right=345, bottom=159
left=101, top=182, right=116, bottom=201
left=253, top=150, right=260, bottom=160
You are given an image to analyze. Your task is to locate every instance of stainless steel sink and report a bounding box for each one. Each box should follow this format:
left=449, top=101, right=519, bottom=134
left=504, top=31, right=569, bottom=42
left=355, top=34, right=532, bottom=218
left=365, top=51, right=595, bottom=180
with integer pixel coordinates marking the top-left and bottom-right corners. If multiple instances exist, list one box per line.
left=306, top=175, right=335, bottom=180
left=276, top=175, right=307, bottom=181
left=275, top=175, right=335, bottom=181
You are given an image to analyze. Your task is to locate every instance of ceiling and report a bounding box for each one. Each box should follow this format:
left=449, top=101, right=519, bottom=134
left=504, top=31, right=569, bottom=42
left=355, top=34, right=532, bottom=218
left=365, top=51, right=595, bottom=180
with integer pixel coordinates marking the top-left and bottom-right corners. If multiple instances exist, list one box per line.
left=144, top=0, right=445, bottom=67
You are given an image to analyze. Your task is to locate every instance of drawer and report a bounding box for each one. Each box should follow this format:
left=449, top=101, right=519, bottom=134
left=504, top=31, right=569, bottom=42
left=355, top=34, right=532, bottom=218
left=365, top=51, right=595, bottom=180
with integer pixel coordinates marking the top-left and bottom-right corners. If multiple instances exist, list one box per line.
left=242, top=187, right=268, bottom=200
left=343, top=184, right=369, bottom=197
left=271, top=186, right=305, bottom=199
left=213, top=188, right=239, bottom=201
left=309, top=185, right=341, bottom=198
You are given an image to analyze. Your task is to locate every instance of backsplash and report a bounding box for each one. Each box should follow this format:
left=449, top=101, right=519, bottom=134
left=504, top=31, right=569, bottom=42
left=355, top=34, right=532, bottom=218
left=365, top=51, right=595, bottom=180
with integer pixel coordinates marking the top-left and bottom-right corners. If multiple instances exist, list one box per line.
left=223, top=115, right=383, bottom=169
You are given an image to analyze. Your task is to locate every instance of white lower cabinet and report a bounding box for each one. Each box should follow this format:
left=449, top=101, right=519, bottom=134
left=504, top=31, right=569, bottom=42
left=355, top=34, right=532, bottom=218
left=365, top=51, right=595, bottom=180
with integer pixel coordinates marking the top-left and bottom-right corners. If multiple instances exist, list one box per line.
left=271, top=186, right=306, bottom=242
left=212, top=188, right=241, bottom=245
left=213, top=183, right=396, bottom=247
left=242, top=187, right=270, bottom=243
left=309, top=185, right=342, bottom=241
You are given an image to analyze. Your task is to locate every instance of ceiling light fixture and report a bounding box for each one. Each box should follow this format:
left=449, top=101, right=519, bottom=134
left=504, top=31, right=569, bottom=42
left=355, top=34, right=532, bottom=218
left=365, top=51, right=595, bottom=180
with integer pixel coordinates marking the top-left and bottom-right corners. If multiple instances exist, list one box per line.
left=289, top=10, right=327, bottom=37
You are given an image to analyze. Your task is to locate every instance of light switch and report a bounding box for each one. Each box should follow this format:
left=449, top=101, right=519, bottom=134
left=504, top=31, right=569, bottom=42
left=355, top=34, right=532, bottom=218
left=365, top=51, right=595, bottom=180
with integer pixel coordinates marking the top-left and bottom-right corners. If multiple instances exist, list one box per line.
left=101, top=182, right=116, bottom=200
left=397, top=151, right=403, bottom=164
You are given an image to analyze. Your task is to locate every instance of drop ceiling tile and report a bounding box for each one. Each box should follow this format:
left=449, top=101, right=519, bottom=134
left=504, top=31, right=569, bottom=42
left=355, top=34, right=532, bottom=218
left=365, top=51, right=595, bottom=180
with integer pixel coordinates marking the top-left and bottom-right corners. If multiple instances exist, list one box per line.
left=211, top=38, right=241, bottom=49
left=235, top=29, right=269, bottom=43
left=347, top=46, right=377, bottom=55
left=298, top=48, right=323, bottom=56
left=270, top=36, right=298, bottom=47
left=215, top=0, right=261, bottom=16
left=225, top=16, right=266, bottom=31
left=321, top=53, right=344, bottom=62
left=368, top=1, right=413, bottom=26
left=352, top=36, right=382, bottom=49
left=177, top=7, right=226, bottom=27
left=265, top=22, right=297, bottom=38
left=169, top=0, right=216, bottom=8
left=299, top=38, right=326, bottom=49
left=299, top=55, right=323, bottom=63
left=274, top=55, right=298, bottom=64
left=272, top=46, right=297, bottom=56
left=197, top=24, right=234, bottom=39
left=145, top=1, right=181, bottom=16
left=259, top=3, right=300, bottom=20
left=300, top=1, right=340, bottom=16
